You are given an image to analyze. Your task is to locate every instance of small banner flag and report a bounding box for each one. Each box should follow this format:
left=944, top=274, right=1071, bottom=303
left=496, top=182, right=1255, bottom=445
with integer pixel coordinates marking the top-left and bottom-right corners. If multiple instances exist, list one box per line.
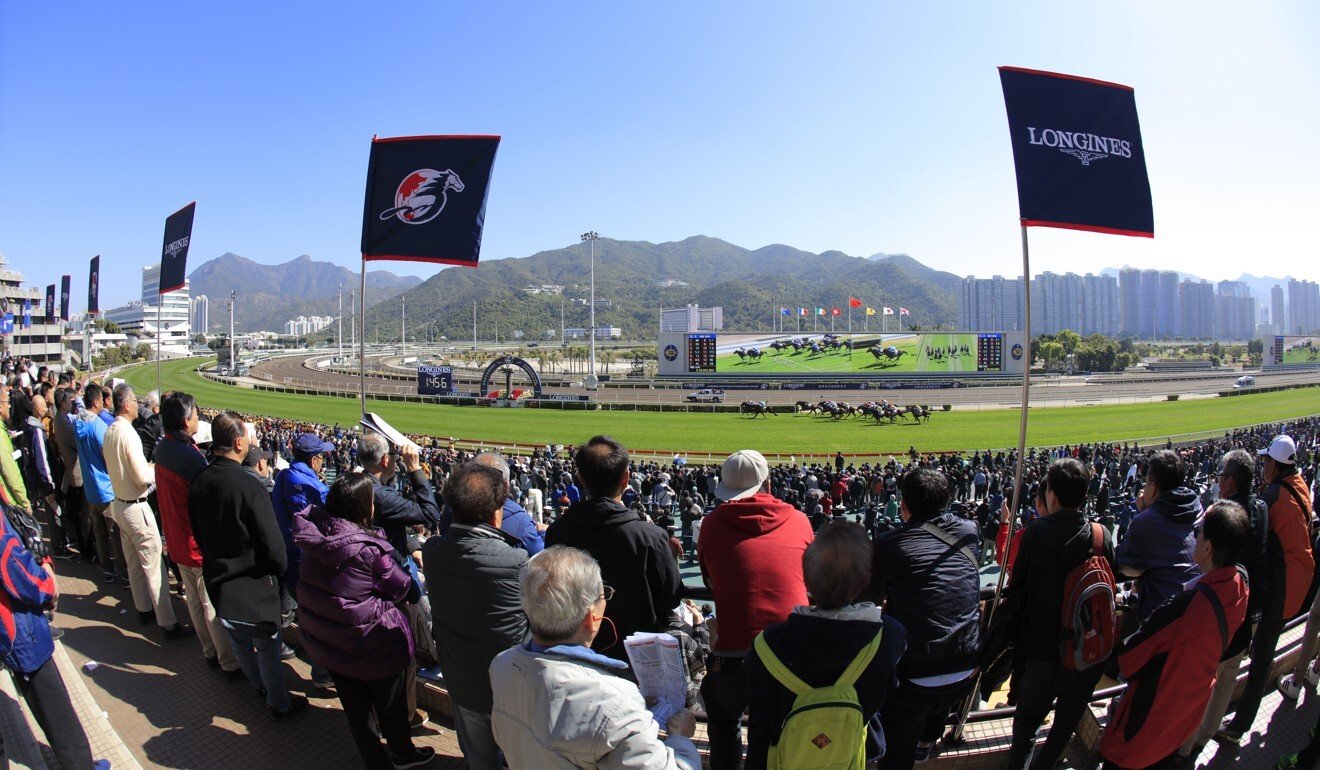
left=88, top=255, right=100, bottom=315
left=815, top=307, right=825, bottom=316
left=883, top=307, right=895, bottom=316
left=45, top=284, right=56, bottom=323
left=831, top=307, right=841, bottom=316
left=160, top=202, right=196, bottom=293
left=60, top=275, right=71, bottom=321
left=0, top=314, right=13, bottom=336
left=361, top=135, right=500, bottom=266
left=21, top=300, right=31, bottom=329
left=849, top=297, right=863, bottom=308
left=780, top=307, right=791, bottom=316
left=999, top=66, right=1153, bottom=237
left=865, top=307, right=876, bottom=316
left=798, top=307, right=807, bottom=316
left=899, top=307, right=910, bottom=316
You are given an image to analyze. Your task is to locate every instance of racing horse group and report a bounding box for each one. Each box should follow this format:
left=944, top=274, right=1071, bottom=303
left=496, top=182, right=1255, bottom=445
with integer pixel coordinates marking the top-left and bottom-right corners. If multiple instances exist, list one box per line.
left=793, top=399, right=933, bottom=423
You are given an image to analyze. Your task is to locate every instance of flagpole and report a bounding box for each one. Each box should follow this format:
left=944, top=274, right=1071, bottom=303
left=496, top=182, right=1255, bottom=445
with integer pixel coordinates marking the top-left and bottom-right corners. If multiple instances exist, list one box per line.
left=359, top=256, right=367, bottom=416
left=155, top=294, right=162, bottom=394
left=949, top=223, right=1033, bottom=743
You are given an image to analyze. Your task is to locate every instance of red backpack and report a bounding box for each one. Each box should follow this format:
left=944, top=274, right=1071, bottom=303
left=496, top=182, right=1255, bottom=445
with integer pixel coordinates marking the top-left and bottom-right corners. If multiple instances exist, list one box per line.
left=1059, top=523, right=1117, bottom=671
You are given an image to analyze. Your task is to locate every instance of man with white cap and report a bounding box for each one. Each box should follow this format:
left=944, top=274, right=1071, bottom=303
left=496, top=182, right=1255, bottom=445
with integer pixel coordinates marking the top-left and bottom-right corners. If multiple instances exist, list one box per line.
left=1217, top=433, right=1315, bottom=744
left=697, top=449, right=814, bottom=769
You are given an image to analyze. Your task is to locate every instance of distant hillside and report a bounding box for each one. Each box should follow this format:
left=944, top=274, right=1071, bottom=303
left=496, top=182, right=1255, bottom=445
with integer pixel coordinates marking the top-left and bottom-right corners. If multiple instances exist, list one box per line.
left=357, top=236, right=961, bottom=342
left=188, top=253, right=422, bottom=332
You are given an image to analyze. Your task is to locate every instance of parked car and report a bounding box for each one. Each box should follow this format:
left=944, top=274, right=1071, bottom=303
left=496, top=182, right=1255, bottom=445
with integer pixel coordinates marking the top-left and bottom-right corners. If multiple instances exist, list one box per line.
left=1234, top=375, right=1256, bottom=389
left=685, top=388, right=725, bottom=403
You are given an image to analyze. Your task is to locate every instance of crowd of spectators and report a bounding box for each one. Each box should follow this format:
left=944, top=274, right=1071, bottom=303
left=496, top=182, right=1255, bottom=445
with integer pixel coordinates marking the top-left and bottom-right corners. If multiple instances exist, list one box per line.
left=1, top=350, right=1319, bottom=769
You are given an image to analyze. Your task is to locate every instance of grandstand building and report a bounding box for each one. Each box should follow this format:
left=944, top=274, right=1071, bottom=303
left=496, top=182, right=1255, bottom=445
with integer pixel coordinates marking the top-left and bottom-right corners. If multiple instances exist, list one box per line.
left=0, top=251, right=65, bottom=365
left=104, top=263, right=192, bottom=358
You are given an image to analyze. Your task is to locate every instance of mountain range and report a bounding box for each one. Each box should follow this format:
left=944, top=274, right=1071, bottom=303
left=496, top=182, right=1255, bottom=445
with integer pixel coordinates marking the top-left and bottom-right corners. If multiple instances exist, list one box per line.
left=187, top=253, right=422, bottom=332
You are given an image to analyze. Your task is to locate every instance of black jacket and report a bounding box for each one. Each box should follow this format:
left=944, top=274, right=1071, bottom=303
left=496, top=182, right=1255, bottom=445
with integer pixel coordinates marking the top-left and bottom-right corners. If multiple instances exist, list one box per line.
left=422, top=522, right=528, bottom=714
left=372, top=470, right=440, bottom=560
left=545, top=496, right=683, bottom=663
left=189, top=457, right=288, bottom=625
left=745, top=609, right=907, bottom=769
left=1231, top=489, right=1269, bottom=628
left=866, top=512, right=981, bottom=679
left=132, top=412, right=162, bottom=462
left=1004, top=508, right=1115, bottom=663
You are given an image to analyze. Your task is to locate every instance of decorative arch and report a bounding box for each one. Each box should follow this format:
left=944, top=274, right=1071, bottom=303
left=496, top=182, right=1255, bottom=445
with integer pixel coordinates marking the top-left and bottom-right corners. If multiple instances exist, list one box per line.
left=479, top=355, right=544, bottom=398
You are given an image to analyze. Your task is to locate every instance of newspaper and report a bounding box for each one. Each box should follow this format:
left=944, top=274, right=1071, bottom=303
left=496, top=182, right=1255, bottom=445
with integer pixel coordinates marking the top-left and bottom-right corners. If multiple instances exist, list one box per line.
left=624, top=632, right=687, bottom=725
left=359, top=412, right=419, bottom=453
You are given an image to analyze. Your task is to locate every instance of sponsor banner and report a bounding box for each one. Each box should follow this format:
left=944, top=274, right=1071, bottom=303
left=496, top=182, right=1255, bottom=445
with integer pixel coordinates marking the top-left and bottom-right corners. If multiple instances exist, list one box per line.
left=0, top=314, right=12, bottom=335
left=999, top=66, right=1153, bottom=237
left=21, top=300, right=31, bottom=329
left=160, top=202, right=196, bottom=293
left=361, top=135, right=500, bottom=266
left=60, top=275, right=71, bottom=321
left=535, top=393, right=592, bottom=402
left=88, top=255, right=100, bottom=314
left=417, top=365, right=454, bottom=396
left=44, top=284, right=55, bottom=323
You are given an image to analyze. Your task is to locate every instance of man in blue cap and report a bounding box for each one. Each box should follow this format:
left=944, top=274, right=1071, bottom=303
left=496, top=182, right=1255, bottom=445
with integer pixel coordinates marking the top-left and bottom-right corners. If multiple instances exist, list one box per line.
left=271, top=432, right=334, bottom=690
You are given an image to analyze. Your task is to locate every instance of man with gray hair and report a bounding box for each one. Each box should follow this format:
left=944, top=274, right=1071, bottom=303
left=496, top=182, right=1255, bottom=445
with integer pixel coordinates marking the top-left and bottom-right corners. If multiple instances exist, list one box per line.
left=490, top=546, right=700, bottom=769
left=132, top=389, right=162, bottom=462
left=473, top=452, right=544, bottom=555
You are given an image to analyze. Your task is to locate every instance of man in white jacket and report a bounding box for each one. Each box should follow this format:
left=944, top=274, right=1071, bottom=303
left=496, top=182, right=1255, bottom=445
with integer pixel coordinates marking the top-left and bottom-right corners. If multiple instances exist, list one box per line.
left=490, top=545, right=700, bottom=770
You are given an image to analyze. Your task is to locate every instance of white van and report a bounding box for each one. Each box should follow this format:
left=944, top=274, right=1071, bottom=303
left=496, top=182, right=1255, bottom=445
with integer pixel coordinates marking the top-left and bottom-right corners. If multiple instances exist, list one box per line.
left=1234, top=375, right=1256, bottom=389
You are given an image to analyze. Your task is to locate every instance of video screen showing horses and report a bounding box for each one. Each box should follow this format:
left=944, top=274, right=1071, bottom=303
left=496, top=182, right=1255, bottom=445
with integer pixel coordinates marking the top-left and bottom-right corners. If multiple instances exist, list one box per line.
left=711, top=333, right=981, bottom=374
left=1280, top=336, right=1319, bottom=365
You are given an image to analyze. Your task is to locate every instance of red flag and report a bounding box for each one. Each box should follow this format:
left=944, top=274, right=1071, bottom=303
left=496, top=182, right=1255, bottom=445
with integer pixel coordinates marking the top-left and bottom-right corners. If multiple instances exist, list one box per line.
left=831, top=307, right=841, bottom=316
left=848, top=297, right=863, bottom=308
left=899, top=307, right=910, bottom=316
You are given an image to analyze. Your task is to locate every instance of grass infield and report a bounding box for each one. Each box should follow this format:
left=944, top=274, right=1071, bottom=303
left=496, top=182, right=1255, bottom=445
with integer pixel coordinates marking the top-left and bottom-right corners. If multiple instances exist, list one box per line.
left=123, top=358, right=1319, bottom=455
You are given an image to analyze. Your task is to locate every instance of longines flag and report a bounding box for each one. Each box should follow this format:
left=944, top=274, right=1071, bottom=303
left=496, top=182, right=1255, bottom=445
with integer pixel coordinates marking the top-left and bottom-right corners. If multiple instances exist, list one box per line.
left=44, top=284, right=55, bottom=323
left=60, top=275, right=71, bottom=321
left=360, top=135, right=500, bottom=266
left=999, top=66, right=1153, bottom=237
left=88, top=255, right=100, bottom=315
left=160, top=202, right=196, bottom=293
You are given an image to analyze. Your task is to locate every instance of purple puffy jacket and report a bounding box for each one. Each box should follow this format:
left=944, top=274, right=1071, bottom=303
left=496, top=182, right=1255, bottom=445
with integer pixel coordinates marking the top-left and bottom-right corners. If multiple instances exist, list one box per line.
left=292, top=506, right=414, bottom=681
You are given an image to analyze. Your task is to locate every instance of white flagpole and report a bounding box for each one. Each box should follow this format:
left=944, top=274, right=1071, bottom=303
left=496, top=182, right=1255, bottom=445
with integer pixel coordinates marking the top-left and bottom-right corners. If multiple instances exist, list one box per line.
left=359, top=256, right=367, bottom=416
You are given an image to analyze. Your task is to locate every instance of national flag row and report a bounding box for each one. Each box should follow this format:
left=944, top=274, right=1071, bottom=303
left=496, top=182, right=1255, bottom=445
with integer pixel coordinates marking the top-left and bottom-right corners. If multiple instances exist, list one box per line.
left=780, top=301, right=910, bottom=317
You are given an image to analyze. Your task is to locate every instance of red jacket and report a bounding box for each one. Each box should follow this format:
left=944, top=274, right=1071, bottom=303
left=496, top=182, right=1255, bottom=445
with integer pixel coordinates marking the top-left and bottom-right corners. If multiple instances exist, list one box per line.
left=1100, top=566, right=1247, bottom=769
left=1265, top=473, right=1314, bottom=620
left=154, top=431, right=209, bottom=569
left=698, top=493, right=813, bottom=653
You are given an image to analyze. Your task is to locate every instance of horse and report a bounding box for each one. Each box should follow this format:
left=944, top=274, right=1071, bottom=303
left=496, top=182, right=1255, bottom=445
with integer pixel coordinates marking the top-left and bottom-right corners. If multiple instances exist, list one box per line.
left=793, top=400, right=816, bottom=414
left=741, top=401, right=774, bottom=418
left=745, top=346, right=764, bottom=360
left=378, top=169, right=465, bottom=223
left=770, top=340, right=793, bottom=353
left=869, top=346, right=907, bottom=362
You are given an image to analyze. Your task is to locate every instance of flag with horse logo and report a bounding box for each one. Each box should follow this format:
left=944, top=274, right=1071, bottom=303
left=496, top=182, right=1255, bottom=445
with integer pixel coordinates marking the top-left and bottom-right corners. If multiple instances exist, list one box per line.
left=999, top=66, right=1153, bottom=237
left=361, top=135, right=501, bottom=266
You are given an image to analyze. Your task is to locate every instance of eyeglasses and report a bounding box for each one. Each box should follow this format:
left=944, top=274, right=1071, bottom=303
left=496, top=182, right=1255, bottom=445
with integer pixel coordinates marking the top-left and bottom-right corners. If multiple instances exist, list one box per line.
left=598, top=585, right=615, bottom=603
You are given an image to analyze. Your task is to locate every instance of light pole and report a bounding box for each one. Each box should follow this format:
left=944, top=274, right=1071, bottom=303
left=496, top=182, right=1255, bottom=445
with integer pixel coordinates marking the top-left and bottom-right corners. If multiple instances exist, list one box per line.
left=349, top=289, right=356, bottom=360
left=337, top=283, right=344, bottom=361
left=228, top=290, right=236, bottom=373
left=580, top=231, right=598, bottom=388
left=401, top=295, right=406, bottom=356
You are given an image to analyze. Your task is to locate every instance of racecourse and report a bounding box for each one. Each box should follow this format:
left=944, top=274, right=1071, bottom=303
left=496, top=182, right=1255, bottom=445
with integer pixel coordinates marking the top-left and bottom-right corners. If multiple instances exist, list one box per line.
left=121, top=358, right=1320, bottom=455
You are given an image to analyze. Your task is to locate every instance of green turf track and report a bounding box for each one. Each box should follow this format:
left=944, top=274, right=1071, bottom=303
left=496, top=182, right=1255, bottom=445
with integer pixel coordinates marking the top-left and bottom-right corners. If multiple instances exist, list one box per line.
left=122, top=358, right=1319, bottom=455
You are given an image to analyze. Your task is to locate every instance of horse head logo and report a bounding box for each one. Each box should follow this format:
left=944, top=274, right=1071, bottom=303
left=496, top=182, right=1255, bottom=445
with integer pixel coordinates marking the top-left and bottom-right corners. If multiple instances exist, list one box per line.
left=379, top=169, right=465, bottom=224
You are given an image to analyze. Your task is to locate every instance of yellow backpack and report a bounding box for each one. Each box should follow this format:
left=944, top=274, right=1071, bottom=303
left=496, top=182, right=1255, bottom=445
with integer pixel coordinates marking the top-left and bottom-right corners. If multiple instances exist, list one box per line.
left=752, top=627, right=883, bottom=770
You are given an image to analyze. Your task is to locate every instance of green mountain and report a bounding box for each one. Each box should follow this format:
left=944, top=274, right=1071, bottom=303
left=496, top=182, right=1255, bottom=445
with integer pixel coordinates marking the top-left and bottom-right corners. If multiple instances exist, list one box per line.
left=357, top=236, right=959, bottom=343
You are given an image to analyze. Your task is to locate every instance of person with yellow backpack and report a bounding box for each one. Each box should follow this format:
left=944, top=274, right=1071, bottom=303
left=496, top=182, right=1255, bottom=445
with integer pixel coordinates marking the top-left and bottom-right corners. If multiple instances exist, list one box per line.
left=745, top=522, right=907, bottom=769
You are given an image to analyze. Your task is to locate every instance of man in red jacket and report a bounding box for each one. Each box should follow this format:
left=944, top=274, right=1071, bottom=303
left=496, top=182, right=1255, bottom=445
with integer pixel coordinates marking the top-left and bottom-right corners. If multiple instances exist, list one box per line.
left=1099, top=500, right=1250, bottom=770
left=698, top=449, right=814, bottom=769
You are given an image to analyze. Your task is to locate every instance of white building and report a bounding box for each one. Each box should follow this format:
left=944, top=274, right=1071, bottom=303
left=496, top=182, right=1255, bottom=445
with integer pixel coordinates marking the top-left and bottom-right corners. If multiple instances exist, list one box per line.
left=564, top=326, right=623, bottom=340
left=103, top=263, right=192, bottom=358
left=283, top=315, right=334, bottom=336
left=660, top=305, right=723, bottom=333
left=0, top=252, right=67, bottom=365
left=191, top=295, right=209, bottom=335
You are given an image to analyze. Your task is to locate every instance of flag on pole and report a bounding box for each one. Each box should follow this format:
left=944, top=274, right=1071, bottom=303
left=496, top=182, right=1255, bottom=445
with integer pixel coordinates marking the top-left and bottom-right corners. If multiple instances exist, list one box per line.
left=883, top=307, right=895, bottom=315
left=830, top=307, right=841, bottom=316
left=849, top=297, right=863, bottom=308
left=160, top=202, right=196, bottom=293
left=44, top=285, right=56, bottom=323
left=799, top=307, right=807, bottom=316
left=865, top=307, right=876, bottom=316
left=88, top=255, right=100, bottom=315
left=899, top=307, right=910, bottom=316
left=361, top=135, right=500, bottom=266
left=780, top=307, right=791, bottom=316
left=815, top=307, right=825, bottom=316
left=59, top=275, right=70, bottom=321
left=999, top=66, right=1153, bottom=237
left=0, top=315, right=12, bottom=336
left=21, top=300, right=31, bottom=329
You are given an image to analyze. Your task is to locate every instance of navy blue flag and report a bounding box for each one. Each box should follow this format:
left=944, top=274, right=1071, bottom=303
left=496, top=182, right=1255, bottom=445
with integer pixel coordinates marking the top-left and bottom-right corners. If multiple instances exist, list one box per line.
left=999, top=66, right=1153, bottom=237
left=88, top=255, right=100, bottom=315
left=21, top=300, right=31, bottom=329
left=60, top=275, right=71, bottom=321
left=45, top=284, right=56, bottom=323
left=160, top=202, right=196, bottom=293
left=0, top=315, right=12, bottom=336
left=360, top=135, right=500, bottom=266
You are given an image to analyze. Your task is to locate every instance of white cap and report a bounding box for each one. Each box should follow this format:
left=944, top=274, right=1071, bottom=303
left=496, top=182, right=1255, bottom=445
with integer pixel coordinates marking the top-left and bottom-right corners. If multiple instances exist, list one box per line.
left=714, top=450, right=770, bottom=501
left=1258, top=434, right=1297, bottom=464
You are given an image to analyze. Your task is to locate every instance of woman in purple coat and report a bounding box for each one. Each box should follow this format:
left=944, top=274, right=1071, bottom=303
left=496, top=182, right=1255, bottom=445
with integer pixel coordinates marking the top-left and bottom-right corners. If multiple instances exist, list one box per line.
left=293, top=473, right=433, bottom=770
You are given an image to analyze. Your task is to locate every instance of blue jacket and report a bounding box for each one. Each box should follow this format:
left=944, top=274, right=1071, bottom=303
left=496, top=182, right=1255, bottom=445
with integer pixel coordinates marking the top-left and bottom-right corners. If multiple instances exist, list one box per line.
left=271, top=462, right=328, bottom=590
left=1116, top=487, right=1202, bottom=622
left=0, top=517, right=55, bottom=675
left=74, top=411, right=114, bottom=505
left=501, top=499, right=545, bottom=556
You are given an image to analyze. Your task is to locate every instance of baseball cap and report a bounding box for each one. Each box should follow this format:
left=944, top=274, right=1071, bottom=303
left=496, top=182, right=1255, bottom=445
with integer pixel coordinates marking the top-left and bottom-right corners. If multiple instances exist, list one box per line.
left=293, top=433, right=334, bottom=456
left=714, top=450, right=770, bottom=502
left=1258, top=434, right=1297, bottom=464
left=243, top=445, right=273, bottom=468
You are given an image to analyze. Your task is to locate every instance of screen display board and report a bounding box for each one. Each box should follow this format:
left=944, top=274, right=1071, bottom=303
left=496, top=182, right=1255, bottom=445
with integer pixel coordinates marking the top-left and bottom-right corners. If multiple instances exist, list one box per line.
left=687, top=333, right=717, bottom=373
left=417, top=365, right=454, bottom=395
left=1267, top=336, right=1319, bottom=367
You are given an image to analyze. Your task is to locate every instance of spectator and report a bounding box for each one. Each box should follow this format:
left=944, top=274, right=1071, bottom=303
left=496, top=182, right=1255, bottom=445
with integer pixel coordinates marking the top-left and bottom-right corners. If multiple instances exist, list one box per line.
left=1116, top=450, right=1202, bottom=624
left=1099, top=501, right=1250, bottom=769
left=132, top=389, right=162, bottom=462
left=489, top=546, right=700, bottom=769
left=425, top=461, right=529, bottom=770
left=544, top=435, right=683, bottom=665
left=19, top=394, right=73, bottom=560
left=190, top=412, right=305, bottom=718
left=745, top=521, right=906, bottom=768
left=74, top=382, right=125, bottom=582
left=1217, top=434, right=1314, bottom=744
left=0, top=513, right=110, bottom=770
left=243, top=444, right=276, bottom=492
left=293, top=472, right=433, bottom=770
left=155, top=391, right=239, bottom=677
left=473, top=452, right=544, bottom=555
left=50, top=388, right=87, bottom=558
left=103, top=384, right=188, bottom=638
left=1003, top=459, right=1115, bottom=770
left=698, top=449, right=814, bottom=769
left=867, top=467, right=981, bottom=769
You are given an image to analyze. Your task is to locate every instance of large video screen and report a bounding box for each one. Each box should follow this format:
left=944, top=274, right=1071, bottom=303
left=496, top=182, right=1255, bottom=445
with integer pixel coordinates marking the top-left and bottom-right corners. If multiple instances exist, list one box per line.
left=1269, top=336, right=1320, bottom=366
left=707, top=332, right=1004, bottom=374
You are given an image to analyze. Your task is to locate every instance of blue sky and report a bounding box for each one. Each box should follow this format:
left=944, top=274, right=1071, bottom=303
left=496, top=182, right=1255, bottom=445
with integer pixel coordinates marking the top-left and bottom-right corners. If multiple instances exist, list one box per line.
left=2, top=2, right=1317, bottom=311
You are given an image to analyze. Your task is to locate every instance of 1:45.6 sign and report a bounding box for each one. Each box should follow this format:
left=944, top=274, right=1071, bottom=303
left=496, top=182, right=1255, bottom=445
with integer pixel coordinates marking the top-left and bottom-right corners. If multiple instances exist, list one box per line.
left=418, top=365, right=454, bottom=396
